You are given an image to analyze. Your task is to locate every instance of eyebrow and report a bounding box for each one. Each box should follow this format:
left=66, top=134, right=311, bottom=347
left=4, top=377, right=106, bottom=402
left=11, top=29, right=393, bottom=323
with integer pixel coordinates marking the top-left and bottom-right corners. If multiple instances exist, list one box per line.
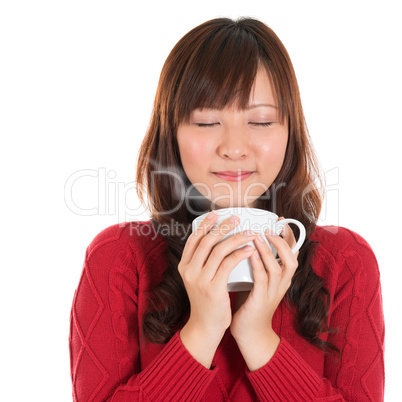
left=246, top=103, right=278, bottom=110
left=193, top=103, right=278, bottom=113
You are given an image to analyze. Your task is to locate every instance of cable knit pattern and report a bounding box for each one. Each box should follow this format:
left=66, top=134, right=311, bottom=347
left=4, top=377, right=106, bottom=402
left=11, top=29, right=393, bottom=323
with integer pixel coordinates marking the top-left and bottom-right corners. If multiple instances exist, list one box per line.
left=108, top=245, right=138, bottom=384
left=69, top=222, right=385, bottom=401
left=336, top=249, right=366, bottom=398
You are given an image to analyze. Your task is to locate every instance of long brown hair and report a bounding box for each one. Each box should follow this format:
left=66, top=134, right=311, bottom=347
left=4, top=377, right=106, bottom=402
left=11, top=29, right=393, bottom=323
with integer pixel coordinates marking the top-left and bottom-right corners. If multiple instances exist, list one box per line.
left=136, top=17, right=340, bottom=358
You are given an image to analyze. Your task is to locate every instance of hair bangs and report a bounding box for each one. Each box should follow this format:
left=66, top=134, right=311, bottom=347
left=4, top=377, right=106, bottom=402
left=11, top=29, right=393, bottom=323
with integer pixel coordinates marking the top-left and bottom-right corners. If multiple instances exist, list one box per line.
left=174, top=26, right=261, bottom=126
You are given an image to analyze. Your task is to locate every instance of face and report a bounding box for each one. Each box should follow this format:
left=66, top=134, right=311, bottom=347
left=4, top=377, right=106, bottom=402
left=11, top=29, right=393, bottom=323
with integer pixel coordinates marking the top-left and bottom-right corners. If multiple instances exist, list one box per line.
left=176, top=67, right=289, bottom=210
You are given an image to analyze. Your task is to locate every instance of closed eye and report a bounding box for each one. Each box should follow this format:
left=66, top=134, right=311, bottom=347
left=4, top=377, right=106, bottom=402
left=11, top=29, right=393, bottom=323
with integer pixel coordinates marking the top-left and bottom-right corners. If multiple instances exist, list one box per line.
left=249, top=122, right=274, bottom=127
left=194, top=123, right=220, bottom=128
left=193, top=122, right=274, bottom=128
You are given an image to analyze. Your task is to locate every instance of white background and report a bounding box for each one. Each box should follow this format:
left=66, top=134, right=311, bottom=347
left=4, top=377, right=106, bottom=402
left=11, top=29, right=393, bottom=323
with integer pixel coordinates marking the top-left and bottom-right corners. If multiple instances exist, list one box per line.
left=1, top=1, right=400, bottom=400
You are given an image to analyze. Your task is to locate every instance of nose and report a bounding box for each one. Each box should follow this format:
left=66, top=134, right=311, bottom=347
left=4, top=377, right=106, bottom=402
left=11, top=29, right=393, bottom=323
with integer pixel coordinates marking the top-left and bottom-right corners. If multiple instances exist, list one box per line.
left=218, top=124, right=250, bottom=160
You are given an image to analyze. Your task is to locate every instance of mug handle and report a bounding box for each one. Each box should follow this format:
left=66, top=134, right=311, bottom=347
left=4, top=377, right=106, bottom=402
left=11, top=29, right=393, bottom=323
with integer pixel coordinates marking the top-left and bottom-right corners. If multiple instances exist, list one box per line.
left=274, top=219, right=306, bottom=254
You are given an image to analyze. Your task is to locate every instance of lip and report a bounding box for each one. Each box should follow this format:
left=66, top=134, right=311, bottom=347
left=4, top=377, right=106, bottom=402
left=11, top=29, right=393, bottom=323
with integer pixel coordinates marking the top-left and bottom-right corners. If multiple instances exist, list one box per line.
left=213, top=171, right=254, bottom=181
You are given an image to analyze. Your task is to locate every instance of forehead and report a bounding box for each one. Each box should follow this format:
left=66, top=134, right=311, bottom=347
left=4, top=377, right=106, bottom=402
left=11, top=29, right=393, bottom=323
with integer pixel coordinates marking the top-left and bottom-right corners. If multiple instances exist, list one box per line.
left=249, top=67, right=276, bottom=104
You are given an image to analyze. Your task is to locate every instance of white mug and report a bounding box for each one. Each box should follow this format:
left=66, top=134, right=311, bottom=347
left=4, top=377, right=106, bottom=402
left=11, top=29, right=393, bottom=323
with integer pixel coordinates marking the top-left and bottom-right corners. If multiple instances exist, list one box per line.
left=191, top=207, right=306, bottom=292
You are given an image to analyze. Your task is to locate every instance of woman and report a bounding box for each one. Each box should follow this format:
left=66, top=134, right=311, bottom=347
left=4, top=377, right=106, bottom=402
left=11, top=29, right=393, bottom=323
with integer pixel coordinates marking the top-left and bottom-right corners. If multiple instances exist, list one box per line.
left=69, top=17, right=385, bottom=401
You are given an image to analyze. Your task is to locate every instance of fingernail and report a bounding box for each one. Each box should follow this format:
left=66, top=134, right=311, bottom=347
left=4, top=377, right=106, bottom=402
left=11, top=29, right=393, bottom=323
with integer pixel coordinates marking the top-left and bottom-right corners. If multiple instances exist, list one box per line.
left=281, top=225, right=287, bottom=236
left=253, top=250, right=260, bottom=259
left=207, top=211, right=216, bottom=219
left=257, top=235, right=264, bottom=243
left=229, top=216, right=239, bottom=223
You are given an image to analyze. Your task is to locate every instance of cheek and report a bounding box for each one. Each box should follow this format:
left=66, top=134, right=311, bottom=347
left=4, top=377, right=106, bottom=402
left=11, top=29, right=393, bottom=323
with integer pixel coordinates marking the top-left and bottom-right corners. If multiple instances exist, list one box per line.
left=256, top=133, right=288, bottom=164
left=178, top=134, right=212, bottom=169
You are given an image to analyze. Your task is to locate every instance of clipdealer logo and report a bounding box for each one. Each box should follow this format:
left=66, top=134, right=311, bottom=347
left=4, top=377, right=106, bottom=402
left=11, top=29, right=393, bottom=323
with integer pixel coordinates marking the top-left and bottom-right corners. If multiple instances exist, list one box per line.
left=64, top=166, right=340, bottom=232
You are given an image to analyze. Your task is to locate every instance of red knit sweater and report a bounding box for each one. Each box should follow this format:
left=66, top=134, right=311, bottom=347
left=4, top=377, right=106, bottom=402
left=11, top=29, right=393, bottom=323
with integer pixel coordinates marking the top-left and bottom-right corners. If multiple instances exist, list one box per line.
left=69, top=221, right=385, bottom=401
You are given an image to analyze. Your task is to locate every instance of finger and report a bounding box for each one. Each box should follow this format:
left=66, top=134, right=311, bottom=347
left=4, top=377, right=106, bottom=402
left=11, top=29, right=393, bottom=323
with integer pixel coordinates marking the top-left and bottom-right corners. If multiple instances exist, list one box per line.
left=265, top=229, right=299, bottom=282
left=191, top=216, right=242, bottom=272
left=253, top=234, right=282, bottom=296
left=253, top=233, right=278, bottom=273
left=186, top=213, right=239, bottom=268
left=203, top=230, right=258, bottom=281
left=277, top=217, right=298, bottom=256
left=277, top=216, right=285, bottom=238
left=249, top=248, right=269, bottom=298
left=213, top=245, right=255, bottom=288
left=181, top=211, right=218, bottom=267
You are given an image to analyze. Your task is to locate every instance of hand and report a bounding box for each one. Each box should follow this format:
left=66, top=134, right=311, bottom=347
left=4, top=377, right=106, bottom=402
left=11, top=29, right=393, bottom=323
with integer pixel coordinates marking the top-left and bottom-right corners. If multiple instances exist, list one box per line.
left=178, top=212, right=258, bottom=339
left=230, top=218, right=299, bottom=346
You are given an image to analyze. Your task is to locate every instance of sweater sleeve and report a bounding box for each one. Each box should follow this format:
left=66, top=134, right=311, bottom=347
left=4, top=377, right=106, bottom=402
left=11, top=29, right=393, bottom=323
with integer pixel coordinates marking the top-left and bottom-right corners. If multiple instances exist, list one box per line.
left=69, top=242, right=218, bottom=401
left=245, top=229, right=385, bottom=401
